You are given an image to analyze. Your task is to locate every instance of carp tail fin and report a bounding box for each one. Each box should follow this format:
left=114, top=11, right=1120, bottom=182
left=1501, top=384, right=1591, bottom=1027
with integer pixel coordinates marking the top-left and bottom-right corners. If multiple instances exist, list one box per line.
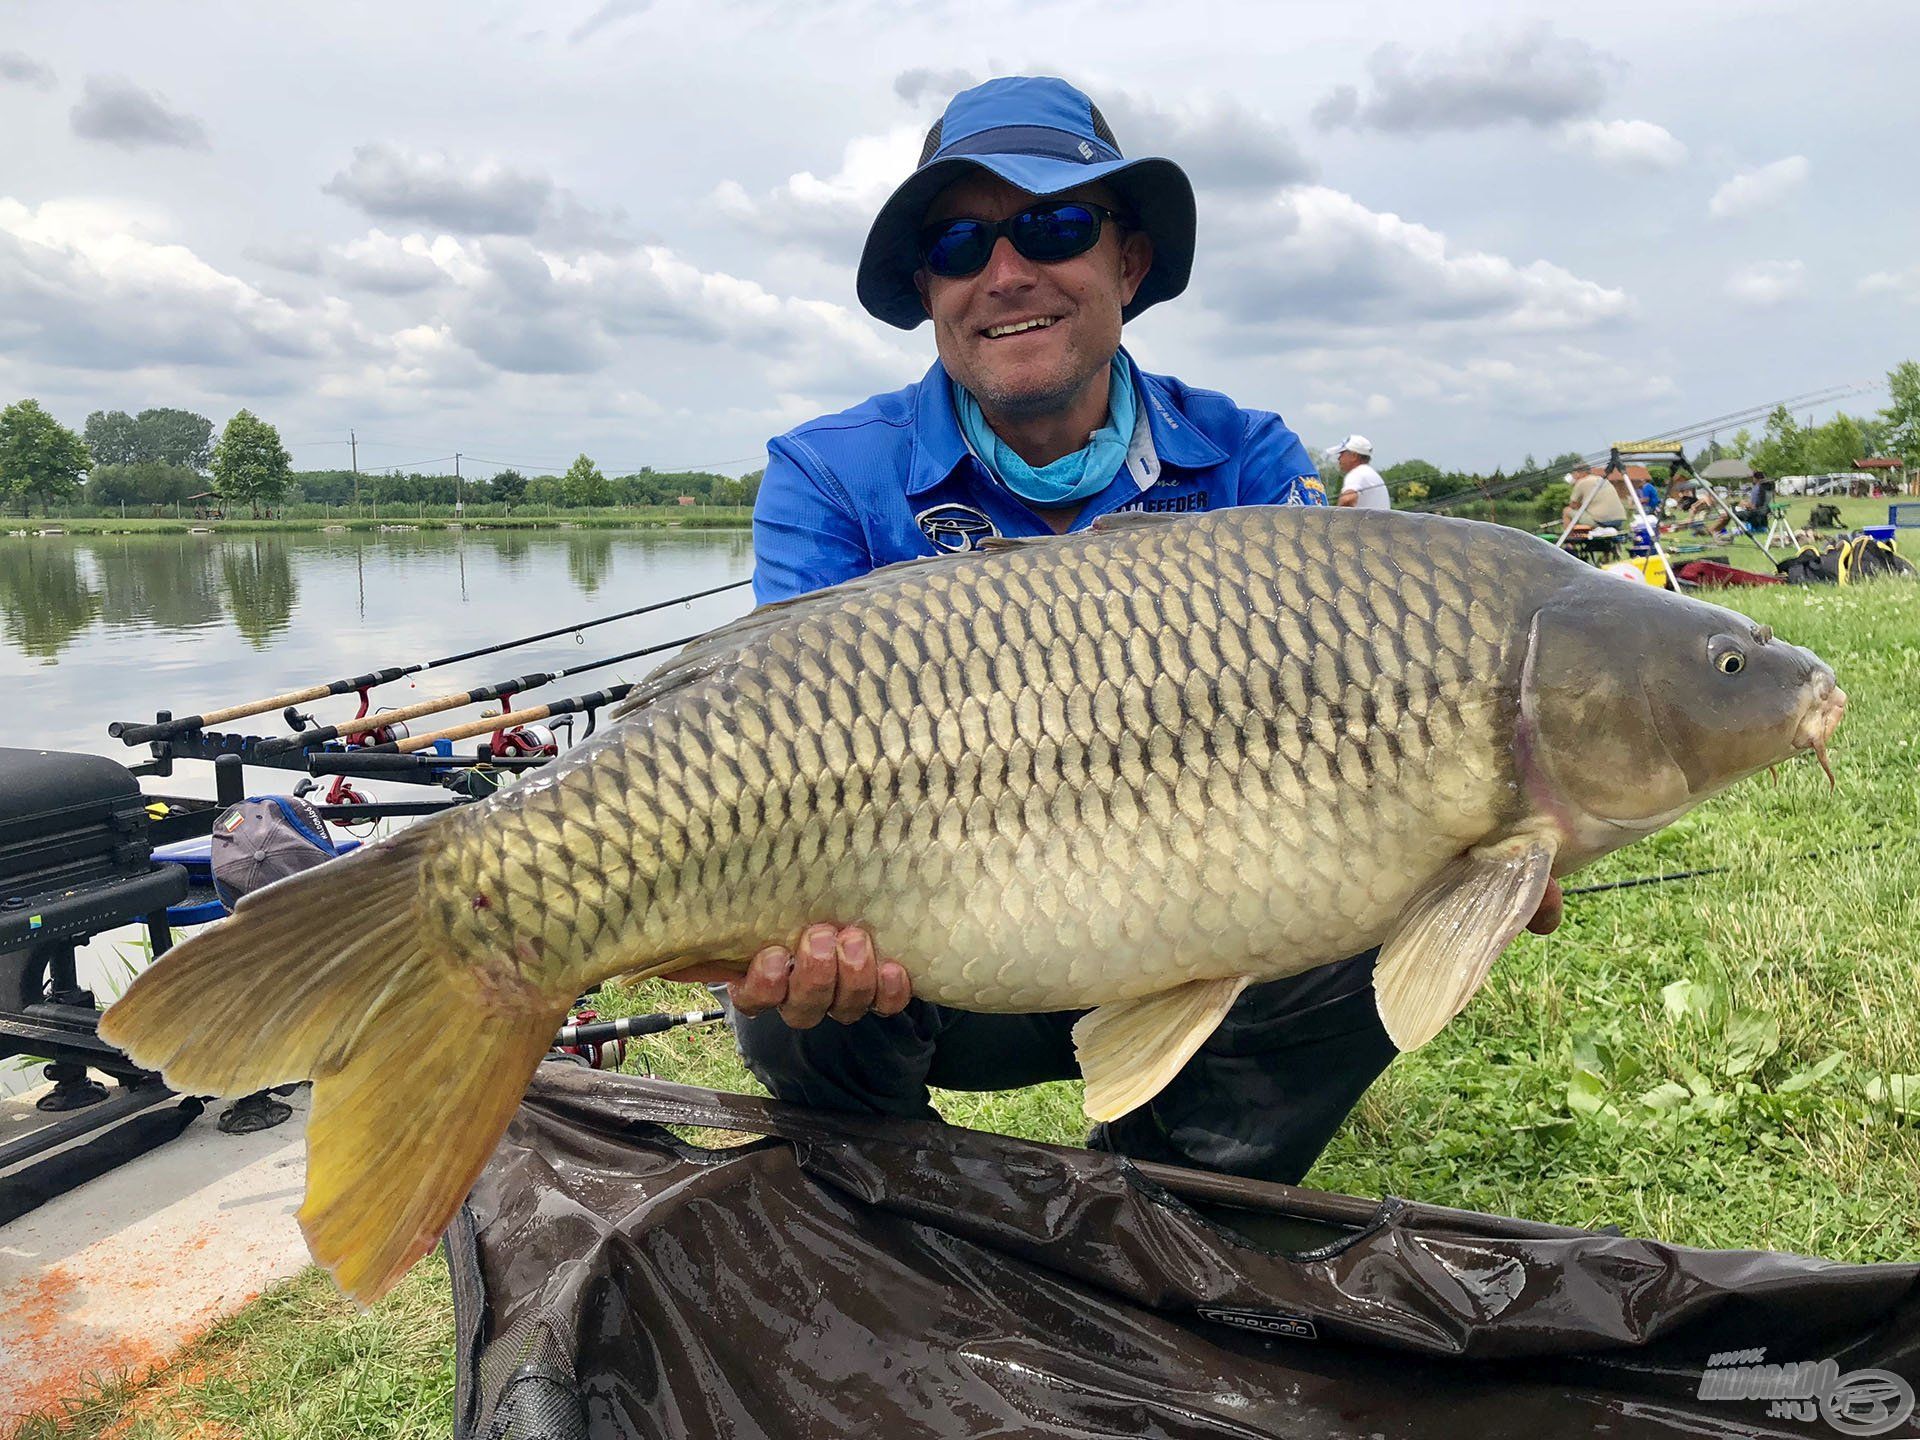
left=100, top=824, right=573, bottom=1304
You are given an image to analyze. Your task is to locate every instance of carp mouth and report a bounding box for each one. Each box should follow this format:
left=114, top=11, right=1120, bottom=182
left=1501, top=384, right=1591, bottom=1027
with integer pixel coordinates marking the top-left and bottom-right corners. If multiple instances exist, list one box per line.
left=1793, top=677, right=1847, bottom=788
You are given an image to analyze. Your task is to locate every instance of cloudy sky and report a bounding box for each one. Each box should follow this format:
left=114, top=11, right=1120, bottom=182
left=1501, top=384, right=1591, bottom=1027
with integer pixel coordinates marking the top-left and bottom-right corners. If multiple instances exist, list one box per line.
left=3, top=0, right=1914, bottom=480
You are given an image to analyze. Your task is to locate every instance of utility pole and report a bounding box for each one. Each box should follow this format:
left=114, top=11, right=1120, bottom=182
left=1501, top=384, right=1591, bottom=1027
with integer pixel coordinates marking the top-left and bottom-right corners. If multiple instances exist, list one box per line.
left=350, top=429, right=360, bottom=512
left=454, top=451, right=463, bottom=516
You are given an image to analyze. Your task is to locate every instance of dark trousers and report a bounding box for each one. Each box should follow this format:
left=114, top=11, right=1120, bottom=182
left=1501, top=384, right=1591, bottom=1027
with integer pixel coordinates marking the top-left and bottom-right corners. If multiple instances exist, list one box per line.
left=729, top=949, right=1394, bottom=1186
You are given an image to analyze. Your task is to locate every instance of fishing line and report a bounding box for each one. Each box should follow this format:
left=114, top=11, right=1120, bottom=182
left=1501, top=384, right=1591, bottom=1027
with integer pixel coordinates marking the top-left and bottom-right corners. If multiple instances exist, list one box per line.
left=1562, top=841, right=1883, bottom=897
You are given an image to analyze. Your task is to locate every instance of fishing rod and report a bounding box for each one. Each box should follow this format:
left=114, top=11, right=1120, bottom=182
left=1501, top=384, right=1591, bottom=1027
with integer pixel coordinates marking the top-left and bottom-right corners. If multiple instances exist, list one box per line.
left=367, top=679, right=637, bottom=754
left=110, top=576, right=749, bottom=746
left=253, top=630, right=705, bottom=757
left=553, top=1009, right=725, bottom=1049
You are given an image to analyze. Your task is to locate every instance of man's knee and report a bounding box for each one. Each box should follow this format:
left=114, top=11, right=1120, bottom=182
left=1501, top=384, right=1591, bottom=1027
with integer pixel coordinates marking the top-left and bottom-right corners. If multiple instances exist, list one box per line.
left=729, top=999, right=944, bottom=1121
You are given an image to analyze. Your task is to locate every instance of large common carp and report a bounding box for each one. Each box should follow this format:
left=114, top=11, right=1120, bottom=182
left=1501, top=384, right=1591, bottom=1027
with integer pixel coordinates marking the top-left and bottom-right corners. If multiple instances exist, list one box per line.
left=101, top=506, right=1844, bottom=1302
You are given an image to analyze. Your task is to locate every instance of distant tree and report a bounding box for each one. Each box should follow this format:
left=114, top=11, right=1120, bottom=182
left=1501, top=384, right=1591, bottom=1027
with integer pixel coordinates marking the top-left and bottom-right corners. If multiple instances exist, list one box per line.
left=0, top=399, right=91, bottom=514
left=1802, top=413, right=1868, bottom=476
left=562, top=453, right=609, bottom=508
left=1749, top=405, right=1807, bottom=478
left=86, top=461, right=198, bottom=507
left=490, top=468, right=528, bottom=513
left=211, top=409, right=292, bottom=517
left=526, top=476, right=564, bottom=510
left=1543, top=450, right=1587, bottom=477
left=135, top=408, right=215, bottom=470
left=1879, top=359, right=1920, bottom=462
left=1726, top=428, right=1755, bottom=460
left=84, top=409, right=142, bottom=466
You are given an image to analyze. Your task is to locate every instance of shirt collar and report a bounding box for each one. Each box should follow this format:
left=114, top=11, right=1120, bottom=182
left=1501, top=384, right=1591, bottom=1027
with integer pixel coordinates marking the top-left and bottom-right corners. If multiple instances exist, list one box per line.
left=906, top=346, right=1225, bottom=496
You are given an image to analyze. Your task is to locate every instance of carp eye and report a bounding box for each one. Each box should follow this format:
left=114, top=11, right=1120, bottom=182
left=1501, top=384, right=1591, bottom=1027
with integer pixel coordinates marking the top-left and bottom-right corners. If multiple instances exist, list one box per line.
left=1717, top=652, right=1745, bottom=674
left=1708, top=634, right=1747, bottom=675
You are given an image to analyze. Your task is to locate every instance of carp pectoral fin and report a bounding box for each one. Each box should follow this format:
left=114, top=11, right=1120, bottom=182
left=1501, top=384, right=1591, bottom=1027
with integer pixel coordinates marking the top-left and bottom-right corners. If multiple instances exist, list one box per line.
left=1073, top=975, right=1252, bottom=1123
left=1373, top=838, right=1556, bottom=1052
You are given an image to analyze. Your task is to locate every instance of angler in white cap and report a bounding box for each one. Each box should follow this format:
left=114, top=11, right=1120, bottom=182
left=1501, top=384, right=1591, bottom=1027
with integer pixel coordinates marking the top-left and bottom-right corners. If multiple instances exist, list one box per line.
left=1334, top=434, right=1390, bottom=510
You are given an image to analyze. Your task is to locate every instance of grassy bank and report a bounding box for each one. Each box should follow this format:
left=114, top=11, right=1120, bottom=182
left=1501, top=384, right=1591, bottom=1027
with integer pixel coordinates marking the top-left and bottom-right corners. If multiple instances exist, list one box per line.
left=2, top=509, right=752, bottom=536
left=17, top=578, right=1920, bottom=1439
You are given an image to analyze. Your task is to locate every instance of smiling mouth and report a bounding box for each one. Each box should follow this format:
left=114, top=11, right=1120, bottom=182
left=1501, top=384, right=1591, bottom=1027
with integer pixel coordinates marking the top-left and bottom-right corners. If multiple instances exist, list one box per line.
left=982, top=316, right=1059, bottom=339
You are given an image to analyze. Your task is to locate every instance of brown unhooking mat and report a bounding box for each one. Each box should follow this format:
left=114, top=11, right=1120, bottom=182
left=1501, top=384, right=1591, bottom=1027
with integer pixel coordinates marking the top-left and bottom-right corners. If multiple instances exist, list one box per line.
left=447, top=1064, right=1920, bottom=1439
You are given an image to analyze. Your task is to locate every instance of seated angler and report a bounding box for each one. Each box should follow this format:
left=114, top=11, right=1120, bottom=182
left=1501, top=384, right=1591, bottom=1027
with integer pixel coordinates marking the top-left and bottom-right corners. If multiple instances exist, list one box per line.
left=677, top=76, right=1562, bottom=1184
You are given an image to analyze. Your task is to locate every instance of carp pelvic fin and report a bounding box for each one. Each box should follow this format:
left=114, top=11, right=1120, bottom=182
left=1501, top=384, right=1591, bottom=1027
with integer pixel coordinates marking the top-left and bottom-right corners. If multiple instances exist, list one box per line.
left=1373, top=838, right=1555, bottom=1051
left=1073, top=975, right=1252, bottom=1122
left=99, top=823, right=574, bottom=1306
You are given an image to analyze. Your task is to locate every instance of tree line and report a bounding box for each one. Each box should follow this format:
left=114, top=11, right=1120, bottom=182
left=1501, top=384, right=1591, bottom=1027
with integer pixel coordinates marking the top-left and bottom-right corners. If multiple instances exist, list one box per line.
left=6, top=359, right=1915, bottom=518
left=0, top=401, right=761, bottom=517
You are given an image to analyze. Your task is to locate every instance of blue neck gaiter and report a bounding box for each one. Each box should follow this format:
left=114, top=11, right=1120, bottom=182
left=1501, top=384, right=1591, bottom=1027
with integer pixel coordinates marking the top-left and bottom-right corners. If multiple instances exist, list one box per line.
left=954, top=352, right=1137, bottom=508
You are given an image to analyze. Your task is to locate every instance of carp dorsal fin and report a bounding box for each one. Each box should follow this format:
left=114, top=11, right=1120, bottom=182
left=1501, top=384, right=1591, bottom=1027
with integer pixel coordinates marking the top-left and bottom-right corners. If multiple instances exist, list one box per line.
left=1090, top=510, right=1187, bottom=533
left=1073, top=975, right=1251, bottom=1122
left=1373, top=837, right=1556, bottom=1051
left=975, top=534, right=1055, bottom=553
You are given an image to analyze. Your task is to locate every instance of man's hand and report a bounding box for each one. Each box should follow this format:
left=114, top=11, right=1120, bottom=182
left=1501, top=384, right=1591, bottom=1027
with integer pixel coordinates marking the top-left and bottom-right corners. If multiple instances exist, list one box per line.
left=1526, top=877, right=1564, bottom=936
left=678, top=924, right=912, bottom=1028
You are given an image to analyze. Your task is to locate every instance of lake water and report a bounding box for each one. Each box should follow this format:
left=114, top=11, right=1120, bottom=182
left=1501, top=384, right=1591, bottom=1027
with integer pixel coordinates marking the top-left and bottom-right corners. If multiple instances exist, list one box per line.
left=1, top=529, right=757, bottom=767
left=0, top=529, right=756, bottom=1095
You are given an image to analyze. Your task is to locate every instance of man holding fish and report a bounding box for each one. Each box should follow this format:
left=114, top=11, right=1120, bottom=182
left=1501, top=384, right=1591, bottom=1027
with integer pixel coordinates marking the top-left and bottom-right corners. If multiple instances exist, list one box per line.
left=102, top=76, right=1843, bottom=1306
left=685, top=77, right=1564, bottom=1185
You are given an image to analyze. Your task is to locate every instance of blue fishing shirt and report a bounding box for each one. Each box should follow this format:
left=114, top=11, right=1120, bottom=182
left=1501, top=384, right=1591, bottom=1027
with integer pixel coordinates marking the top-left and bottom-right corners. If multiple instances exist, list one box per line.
left=751, top=349, right=1325, bottom=604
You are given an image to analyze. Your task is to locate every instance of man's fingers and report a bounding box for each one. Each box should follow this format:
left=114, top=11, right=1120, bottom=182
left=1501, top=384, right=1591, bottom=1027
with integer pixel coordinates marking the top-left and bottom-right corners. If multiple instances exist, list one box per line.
left=728, top=945, right=792, bottom=1018
left=779, top=924, right=839, bottom=1028
left=1527, top=877, right=1565, bottom=936
left=873, top=960, right=912, bottom=1017
left=826, top=925, right=877, bottom=1024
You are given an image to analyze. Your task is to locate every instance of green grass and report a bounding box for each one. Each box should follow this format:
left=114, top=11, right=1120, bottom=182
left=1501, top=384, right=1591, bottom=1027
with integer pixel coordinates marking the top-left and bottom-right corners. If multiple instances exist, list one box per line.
left=17, top=577, right=1920, bottom=1438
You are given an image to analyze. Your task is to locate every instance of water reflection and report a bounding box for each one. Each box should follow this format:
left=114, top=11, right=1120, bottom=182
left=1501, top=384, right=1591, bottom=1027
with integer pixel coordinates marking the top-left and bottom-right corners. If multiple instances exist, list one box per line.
left=0, top=544, right=101, bottom=660
left=1, top=528, right=756, bottom=757
left=95, top=537, right=225, bottom=632
left=565, top=533, right=615, bottom=596
left=219, top=537, right=299, bottom=648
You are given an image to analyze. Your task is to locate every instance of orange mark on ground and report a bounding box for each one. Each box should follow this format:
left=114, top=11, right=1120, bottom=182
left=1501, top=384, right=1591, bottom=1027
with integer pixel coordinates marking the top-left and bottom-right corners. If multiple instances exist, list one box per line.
left=1, top=1262, right=278, bottom=1436
left=2, top=1264, right=164, bottom=1422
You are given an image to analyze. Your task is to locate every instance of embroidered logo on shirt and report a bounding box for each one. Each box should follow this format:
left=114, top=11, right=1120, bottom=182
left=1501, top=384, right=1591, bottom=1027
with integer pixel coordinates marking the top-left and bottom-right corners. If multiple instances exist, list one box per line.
left=915, top=502, right=999, bottom=552
left=1078, top=140, right=1095, bottom=160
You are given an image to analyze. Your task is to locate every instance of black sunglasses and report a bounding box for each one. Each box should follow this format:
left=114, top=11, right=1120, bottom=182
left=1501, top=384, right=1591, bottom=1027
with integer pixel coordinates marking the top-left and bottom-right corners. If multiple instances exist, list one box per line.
left=917, top=201, right=1131, bottom=279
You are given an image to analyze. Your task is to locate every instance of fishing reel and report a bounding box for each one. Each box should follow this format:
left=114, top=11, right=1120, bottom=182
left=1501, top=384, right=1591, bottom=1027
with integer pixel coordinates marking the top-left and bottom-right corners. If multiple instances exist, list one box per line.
left=489, top=713, right=570, bottom=760
left=552, top=1008, right=627, bottom=1070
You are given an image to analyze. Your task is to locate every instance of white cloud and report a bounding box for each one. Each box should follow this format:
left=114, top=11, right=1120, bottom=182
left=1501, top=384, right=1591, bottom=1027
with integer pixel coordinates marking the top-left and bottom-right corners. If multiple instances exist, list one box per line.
left=713, top=125, right=923, bottom=255
left=1560, top=118, right=1687, bottom=171
left=1094, top=91, right=1314, bottom=191
left=1313, top=26, right=1608, bottom=133
left=1201, top=185, right=1630, bottom=338
left=69, top=76, right=208, bottom=151
left=1708, top=155, right=1809, bottom=219
left=323, top=144, right=554, bottom=235
left=0, top=51, right=56, bottom=89
left=0, top=197, right=351, bottom=371
left=1860, top=266, right=1920, bottom=303
left=329, top=230, right=486, bottom=294
left=1725, top=259, right=1805, bottom=307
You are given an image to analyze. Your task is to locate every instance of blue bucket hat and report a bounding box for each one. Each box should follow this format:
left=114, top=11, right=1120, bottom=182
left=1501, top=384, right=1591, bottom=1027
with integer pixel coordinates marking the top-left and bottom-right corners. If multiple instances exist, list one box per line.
left=856, top=76, right=1197, bottom=331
